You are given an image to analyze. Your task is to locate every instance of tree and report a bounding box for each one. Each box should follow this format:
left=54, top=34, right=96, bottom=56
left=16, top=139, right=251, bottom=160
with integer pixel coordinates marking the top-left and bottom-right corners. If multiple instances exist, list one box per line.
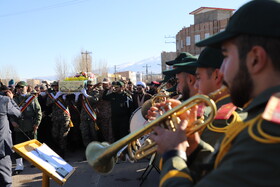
left=73, top=50, right=92, bottom=74
left=0, top=65, right=20, bottom=85
left=55, top=56, right=69, bottom=80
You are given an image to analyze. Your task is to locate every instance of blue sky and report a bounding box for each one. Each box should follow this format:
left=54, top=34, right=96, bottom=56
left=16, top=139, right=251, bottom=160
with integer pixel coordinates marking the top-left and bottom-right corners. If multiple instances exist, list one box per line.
left=0, top=0, right=249, bottom=79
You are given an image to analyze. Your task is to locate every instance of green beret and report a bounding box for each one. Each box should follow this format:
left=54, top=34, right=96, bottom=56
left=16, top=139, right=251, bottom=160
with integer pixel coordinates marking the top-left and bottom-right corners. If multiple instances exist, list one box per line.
left=16, top=81, right=28, bottom=87
left=192, top=47, right=223, bottom=69
left=166, top=52, right=197, bottom=66
left=196, top=0, right=280, bottom=47
left=115, top=81, right=124, bottom=87
left=163, top=61, right=197, bottom=76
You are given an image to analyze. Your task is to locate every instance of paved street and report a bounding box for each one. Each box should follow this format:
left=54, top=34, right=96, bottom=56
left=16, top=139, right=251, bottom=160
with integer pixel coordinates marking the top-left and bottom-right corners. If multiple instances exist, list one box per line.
left=12, top=149, right=160, bottom=187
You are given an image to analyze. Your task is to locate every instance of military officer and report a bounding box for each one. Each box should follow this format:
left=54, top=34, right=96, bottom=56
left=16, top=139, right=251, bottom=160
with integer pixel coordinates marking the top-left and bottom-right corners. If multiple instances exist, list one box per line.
left=151, top=0, right=280, bottom=186
left=103, top=81, right=133, bottom=141
left=11, top=81, right=42, bottom=175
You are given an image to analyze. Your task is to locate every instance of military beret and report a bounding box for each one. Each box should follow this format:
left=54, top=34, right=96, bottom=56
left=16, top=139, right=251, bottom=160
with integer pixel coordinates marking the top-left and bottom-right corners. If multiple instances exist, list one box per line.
left=166, top=52, right=197, bottom=66
left=191, top=47, right=224, bottom=69
left=163, top=61, right=197, bottom=76
left=51, top=81, right=58, bottom=86
left=16, top=81, right=28, bottom=87
left=87, top=80, right=94, bottom=86
left=196, top=0, right=280, bottom=47
left=114, top=81, right=124, bottom=87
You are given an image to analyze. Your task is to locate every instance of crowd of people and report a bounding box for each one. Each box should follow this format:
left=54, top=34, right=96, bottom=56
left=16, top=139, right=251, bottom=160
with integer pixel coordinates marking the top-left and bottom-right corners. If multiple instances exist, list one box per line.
left=1, top=0, right=280, bottom=186
left=0, top=74, right=177, bottom=186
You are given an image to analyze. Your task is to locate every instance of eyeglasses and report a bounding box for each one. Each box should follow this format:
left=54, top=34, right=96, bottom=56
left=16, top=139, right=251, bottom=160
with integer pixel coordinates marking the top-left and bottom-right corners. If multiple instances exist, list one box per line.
left=18, top=86, right=24, bottom=89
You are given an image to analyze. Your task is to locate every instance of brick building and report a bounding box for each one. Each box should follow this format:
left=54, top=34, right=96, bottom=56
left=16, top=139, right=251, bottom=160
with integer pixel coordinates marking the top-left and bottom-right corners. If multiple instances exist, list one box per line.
left=161, top=51, right=177, bottom=72
left=176, top=7, right=234, bottom=55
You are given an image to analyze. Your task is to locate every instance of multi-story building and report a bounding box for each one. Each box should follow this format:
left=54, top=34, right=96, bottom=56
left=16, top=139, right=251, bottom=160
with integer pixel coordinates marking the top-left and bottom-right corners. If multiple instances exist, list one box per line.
left=161, top=51, right=177, bottom=72
left=176, top=7, right=235, bottom=55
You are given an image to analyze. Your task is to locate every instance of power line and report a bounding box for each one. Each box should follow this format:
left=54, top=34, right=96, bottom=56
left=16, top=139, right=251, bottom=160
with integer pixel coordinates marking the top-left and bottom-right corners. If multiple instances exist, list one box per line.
left=0, top=0, right=91, bottom=18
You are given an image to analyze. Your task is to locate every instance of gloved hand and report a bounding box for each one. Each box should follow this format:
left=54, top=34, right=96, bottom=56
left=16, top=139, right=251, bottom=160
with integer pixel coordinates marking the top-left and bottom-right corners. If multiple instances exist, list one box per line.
left=81, top=88, right=90, bottom=98
left=74, top=92, right=81, bottom=102
left=54, top=91, right=63, bottom=99
left=62, top=94, right=67, bottom=100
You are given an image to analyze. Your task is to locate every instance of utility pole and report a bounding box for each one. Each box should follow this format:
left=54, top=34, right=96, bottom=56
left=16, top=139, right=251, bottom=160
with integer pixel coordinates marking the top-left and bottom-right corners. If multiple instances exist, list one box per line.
left=81, top=50, right=92, bottom=72
left=114, top=65, right=118, bottom=81
left=143, top=64, right=151, bottom=81
left=164, top=35, right=176, bottom=44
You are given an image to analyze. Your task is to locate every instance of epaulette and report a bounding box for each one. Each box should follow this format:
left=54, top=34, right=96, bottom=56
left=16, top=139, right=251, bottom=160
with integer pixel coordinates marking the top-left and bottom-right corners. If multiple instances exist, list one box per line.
left=262, top=93, right=280, bottom=124
left=215, top=103, right=237, bottom=120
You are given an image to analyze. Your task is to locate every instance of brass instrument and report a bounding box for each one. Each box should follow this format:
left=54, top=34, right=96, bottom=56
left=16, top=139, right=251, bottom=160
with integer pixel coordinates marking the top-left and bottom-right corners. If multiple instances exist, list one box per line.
left=86, top=94, right=217, bottom=174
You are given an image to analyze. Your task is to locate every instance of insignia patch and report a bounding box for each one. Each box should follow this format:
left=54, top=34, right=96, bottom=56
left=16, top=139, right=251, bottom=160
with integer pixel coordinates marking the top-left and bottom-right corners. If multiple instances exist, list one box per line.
left=215, top=103, right=237, bottom=120
left=262, top=93, right=280, bottom=124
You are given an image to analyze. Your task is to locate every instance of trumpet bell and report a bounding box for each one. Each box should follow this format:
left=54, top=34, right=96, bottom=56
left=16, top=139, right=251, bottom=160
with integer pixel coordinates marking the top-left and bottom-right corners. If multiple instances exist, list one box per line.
left=86, top=142, right=116, bottom=174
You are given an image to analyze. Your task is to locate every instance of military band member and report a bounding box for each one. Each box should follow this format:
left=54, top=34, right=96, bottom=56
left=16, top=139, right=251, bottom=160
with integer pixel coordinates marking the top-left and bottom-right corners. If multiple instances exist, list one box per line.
left=11, top=81, right=42, bottom=175
left=151, top=0, right=280, bottom=186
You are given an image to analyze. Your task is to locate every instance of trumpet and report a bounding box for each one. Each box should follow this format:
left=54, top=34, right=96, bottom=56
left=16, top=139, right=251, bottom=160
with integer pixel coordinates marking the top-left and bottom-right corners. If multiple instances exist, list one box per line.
left=86, top=94, right=217, bottom=174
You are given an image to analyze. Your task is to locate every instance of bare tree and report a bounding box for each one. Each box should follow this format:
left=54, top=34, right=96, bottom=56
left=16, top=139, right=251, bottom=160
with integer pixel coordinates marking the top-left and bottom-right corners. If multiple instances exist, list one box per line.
left=72, top=50, right=92, bottom=74
left=94, top=59, right=109, bottom=76
left=0, top=65, right=20, bottom=85
left=55, top=56, right=69, bottom=80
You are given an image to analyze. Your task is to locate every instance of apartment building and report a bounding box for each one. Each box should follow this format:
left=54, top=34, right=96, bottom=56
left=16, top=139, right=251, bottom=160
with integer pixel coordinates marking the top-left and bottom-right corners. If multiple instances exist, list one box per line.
left=176, top=7, right=234, bottom=55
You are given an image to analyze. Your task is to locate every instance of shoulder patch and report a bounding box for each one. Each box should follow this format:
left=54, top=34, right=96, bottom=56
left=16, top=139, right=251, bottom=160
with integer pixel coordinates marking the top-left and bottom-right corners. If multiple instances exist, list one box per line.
left=262, top=93, right=280, bottom=124
left=215, top=103, right=237, bottom=120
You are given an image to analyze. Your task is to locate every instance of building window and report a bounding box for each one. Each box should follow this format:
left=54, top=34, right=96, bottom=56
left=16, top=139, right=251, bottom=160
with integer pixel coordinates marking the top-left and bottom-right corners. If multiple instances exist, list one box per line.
left=204, top=33, right=210, bottom=39
left=186, top=36, right=191, bottom=46
left=176, top=40, right=179, bottom=50
left=195, top=35, right=200, bottom=43
left=181, top=40, right=183, bottom=48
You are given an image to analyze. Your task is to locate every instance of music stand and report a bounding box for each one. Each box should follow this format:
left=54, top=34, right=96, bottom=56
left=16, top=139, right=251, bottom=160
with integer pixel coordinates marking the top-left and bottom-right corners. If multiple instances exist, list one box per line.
left=139, top=153, right=160, bottom=186
left=13, top=139, right=75, bottom=187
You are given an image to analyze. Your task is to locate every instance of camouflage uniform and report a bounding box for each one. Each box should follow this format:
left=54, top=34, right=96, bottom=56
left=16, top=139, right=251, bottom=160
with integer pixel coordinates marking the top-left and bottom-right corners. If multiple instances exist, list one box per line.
left=103, top=88, right=133, bottom=141
left=46, top=90, right=70, bottom=157
left=96, top=88, right=113, bottom=143
left=79, top=89, right=99, bottom=147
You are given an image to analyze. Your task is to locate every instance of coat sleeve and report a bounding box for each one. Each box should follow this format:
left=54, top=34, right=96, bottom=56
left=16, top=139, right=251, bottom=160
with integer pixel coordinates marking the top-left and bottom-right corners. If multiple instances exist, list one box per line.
left=7, top=97, right=21, bottom=118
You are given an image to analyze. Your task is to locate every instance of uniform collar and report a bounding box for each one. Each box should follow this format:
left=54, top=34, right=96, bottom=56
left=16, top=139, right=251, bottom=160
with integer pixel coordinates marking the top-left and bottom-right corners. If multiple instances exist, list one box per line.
left=243, top=85, right=280, bottom=112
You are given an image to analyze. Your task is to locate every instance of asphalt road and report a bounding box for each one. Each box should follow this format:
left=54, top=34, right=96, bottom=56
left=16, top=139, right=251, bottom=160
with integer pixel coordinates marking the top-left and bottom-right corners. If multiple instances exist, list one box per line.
left=12, top=149, right=160, bottom=187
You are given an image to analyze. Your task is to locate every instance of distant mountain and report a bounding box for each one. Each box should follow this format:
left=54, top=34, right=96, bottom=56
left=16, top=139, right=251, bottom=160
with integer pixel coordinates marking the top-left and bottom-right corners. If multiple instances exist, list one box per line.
left=32, top=56, right=162, bottom=80
left=108, top=56, right=162, bottom=74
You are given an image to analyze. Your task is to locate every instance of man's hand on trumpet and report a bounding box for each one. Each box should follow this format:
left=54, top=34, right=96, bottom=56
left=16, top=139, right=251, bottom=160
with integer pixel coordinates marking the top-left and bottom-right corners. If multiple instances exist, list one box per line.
left=147, top=99, right=201, bottom=155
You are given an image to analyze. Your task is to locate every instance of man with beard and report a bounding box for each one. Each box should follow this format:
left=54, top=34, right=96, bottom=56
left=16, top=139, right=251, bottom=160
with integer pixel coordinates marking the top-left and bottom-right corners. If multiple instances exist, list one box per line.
left=163, top=53, right=198, bottom=101
left=103, top=81, right=133, bottom=141
left=150, top=0, right=280, bottom=186
left=177, top=47, right=240, bottom=181
left=132, top=81, right=152, bottom=111
left=10, top=81, right=42, bottom=175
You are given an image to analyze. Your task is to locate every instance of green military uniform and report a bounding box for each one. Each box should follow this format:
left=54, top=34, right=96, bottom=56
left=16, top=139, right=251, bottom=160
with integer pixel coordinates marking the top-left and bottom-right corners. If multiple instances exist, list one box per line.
left=160, top=0, right=280, bottom=186
left=160, top=86, right=280, bottom=186
left=12, top=93, right=42, bottom=140
left=79, top=88, right=99, bottom=147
